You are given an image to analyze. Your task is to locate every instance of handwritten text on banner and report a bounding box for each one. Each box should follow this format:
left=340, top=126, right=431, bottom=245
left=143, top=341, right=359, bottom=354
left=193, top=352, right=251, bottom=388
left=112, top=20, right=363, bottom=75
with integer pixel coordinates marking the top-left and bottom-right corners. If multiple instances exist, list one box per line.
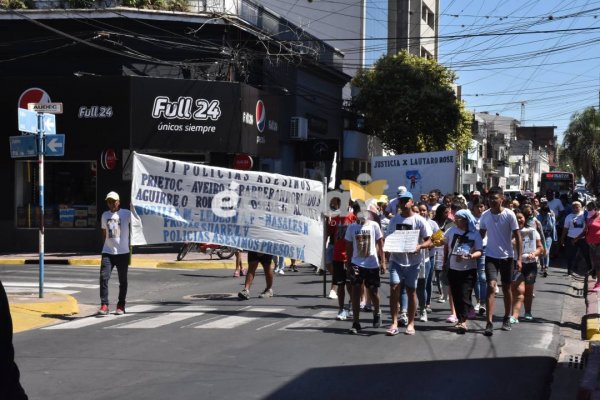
left=130, top=153, right=325, bottom=266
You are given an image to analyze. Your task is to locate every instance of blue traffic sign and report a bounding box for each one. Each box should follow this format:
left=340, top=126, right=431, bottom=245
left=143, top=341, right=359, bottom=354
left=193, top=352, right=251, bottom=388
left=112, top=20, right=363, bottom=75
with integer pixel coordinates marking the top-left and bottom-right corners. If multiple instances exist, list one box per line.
left=41, top=113, right=56, bottom=135
left=9, top=135, right=37, bottom=158
left=45, top=134, right=65, bottom=156
left=18, top=108, right=38, bottom=134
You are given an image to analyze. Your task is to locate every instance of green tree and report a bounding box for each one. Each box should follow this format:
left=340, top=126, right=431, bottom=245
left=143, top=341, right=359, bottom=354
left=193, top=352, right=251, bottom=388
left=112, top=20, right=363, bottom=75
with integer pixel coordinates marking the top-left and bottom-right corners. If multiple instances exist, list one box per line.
left=352, top=50, right=472, bottom=154
left=562, top=106, right=600, bottom=194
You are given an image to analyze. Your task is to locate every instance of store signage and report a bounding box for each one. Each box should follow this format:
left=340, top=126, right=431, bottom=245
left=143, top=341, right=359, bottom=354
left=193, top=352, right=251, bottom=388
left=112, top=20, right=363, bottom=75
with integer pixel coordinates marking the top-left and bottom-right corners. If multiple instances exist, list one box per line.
left=100, top=148, right=118, bottom=170
left=28, top=102, right=63, bottom=114
left=233, top=153, right=253, bottom=170
left=78, top=106, right=113, bottom=118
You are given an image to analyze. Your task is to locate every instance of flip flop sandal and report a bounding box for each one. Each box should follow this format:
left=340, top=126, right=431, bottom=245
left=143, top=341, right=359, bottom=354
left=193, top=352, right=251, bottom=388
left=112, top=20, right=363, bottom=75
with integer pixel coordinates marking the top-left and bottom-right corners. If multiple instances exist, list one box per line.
left=386, top=327, right=400, bottom=336
left=405, top=327, right=416, bottom=335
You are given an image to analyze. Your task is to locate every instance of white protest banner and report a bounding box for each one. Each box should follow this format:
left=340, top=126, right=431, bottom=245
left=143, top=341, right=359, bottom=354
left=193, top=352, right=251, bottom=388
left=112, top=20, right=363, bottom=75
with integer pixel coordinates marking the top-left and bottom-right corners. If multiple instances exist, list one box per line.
left=371, top=150, right=457, bottom=198
left=130, top=153, right=325, bottom=266
left=383, top=230, right=420, bottom=253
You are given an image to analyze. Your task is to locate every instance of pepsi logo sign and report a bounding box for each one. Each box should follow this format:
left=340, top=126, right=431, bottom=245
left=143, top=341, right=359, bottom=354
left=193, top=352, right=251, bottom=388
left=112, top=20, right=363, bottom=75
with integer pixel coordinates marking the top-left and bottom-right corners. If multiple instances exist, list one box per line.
left=255, top=100, right=266, bottom=133
left=18, top=88, right=51, bottom=109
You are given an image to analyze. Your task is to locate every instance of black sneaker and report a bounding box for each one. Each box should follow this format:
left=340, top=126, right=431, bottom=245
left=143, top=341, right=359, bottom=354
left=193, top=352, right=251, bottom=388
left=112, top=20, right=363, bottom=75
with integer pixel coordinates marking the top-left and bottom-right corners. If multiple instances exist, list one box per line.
left=502, top=316, right=512, bottom=331
left=484, top=322, right=494, bottom=336
left=542, top=270, right=548, bottom=278
left=349, top=322, right=362, bottom=335
left=373, top=312, right=381, bottom=328
left=478, top=306, right=486, bottom=316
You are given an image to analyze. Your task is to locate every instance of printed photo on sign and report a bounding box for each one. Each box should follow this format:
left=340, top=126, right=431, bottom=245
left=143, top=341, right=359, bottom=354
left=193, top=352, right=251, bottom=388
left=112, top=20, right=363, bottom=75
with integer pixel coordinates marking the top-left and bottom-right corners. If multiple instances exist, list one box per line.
left=355, top=231, right=372, bottom=258
left=383, top=230, right=419, bottom=253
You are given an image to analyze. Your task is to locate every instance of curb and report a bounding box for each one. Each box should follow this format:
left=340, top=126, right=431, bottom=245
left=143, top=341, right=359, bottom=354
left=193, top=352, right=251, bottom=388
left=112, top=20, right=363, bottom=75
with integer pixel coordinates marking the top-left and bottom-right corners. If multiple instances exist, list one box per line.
left=10, top=292, right=79, bottom=333
left=2, top=258, right=236, bottom=270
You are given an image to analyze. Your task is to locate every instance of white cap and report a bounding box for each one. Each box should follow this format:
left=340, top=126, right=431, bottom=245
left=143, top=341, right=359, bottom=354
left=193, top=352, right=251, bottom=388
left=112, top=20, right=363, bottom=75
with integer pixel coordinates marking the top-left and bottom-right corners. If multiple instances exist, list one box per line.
left=105, top=191, right=120, bottom=201
left=397, top=185, right=407, bottom=195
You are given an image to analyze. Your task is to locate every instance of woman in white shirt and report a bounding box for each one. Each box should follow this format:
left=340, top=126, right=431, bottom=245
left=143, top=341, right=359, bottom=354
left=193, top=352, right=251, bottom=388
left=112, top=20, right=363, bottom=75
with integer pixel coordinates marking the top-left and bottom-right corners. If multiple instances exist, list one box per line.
left=560, top=201, right=586, bottom=276
left=511, top=210, right=543, bottom=323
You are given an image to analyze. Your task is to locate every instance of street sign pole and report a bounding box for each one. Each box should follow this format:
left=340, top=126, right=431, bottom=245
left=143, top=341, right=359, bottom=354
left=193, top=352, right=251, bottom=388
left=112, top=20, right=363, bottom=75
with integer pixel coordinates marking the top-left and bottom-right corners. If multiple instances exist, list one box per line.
left=38, top=114, right=45, bottom=298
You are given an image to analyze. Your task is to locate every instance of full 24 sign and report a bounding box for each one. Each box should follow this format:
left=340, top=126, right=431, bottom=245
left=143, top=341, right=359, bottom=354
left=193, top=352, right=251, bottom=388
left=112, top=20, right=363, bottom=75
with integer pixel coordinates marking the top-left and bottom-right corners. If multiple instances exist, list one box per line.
left=151, top=96, right=222, bottom=120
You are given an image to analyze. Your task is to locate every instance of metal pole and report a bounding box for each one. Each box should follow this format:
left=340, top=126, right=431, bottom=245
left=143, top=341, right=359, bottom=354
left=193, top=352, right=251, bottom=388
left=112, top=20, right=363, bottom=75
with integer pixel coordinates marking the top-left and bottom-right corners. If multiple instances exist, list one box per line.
left=323, top=177, right=328, bottom=298
left=38, top=114, right=45, bottom=298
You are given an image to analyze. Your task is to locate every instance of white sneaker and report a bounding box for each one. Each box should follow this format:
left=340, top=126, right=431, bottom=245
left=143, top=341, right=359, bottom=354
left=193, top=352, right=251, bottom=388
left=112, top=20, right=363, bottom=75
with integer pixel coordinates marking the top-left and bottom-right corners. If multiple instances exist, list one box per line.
left=277, top=269, right=285, bottom=275
left=495, top=286, right=499, bottom=294
left=474, top=303, right=480, bottom=312
left=399, top=312, right=409, bottom=327
left=419, top=309, right=428, bottom=322
left=436, top=297, right=446, bottom=303
left=336, top=309, right=348, bottom=321
left=327, top=289, right=338, bottom=299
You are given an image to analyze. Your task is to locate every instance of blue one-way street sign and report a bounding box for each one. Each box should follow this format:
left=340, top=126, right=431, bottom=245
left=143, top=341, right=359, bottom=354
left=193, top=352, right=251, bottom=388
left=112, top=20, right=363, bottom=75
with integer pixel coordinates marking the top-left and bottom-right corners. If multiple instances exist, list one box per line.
left=18, top=108, right=38, bottom=134
left=45, top=134, right=65, bottom=156
left=9, top=135, right=37, bottom=158
left=42, top=113, right=56, bottom=135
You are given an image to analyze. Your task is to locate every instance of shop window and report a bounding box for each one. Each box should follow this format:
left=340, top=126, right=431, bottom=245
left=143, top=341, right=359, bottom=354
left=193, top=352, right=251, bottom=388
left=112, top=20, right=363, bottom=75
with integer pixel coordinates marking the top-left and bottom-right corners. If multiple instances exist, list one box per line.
left=15, top=161, right=97, bottom=229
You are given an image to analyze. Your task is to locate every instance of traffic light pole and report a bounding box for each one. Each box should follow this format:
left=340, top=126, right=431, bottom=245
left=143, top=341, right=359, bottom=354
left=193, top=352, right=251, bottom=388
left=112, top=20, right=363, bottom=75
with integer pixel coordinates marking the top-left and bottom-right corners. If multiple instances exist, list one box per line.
left=37, top=114, right=45, bottom=298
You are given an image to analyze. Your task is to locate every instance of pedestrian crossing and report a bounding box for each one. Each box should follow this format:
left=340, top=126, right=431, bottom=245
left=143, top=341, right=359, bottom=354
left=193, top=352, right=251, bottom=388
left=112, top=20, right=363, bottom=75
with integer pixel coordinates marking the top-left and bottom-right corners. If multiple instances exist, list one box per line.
left=43, top=304, right=344, bottom=332
left=3, top=280, right=99, bottom=295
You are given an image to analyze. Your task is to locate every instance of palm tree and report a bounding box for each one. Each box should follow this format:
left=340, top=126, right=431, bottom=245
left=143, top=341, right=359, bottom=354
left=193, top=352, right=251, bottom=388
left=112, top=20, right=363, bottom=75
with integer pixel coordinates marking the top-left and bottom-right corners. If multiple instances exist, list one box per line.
left=563, top=107, right=600, bottom=194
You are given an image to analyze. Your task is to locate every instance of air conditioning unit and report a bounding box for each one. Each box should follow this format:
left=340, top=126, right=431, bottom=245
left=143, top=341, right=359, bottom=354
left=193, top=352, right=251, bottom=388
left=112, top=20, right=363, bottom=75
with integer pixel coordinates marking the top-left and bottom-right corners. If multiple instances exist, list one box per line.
left=290, top=117, right=308, bottom=140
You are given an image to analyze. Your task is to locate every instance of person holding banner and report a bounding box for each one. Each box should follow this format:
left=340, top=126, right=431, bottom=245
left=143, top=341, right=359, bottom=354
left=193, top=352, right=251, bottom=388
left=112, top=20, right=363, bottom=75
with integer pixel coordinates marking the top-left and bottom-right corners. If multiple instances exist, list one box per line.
left=238, top=251, right=275, bottom=300
left=385, top=191, right=432, bottom=336
left=344, top=207, right=386, bottom=334
left=98, top=191, right=131, bottom=316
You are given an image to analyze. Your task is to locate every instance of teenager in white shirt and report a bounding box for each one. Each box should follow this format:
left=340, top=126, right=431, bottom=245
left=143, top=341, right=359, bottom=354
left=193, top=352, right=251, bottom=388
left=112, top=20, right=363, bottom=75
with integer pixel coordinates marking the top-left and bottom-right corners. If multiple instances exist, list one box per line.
left=560, top=201, right=587, bottom=275
left=479, top=187, right=522, bottom=336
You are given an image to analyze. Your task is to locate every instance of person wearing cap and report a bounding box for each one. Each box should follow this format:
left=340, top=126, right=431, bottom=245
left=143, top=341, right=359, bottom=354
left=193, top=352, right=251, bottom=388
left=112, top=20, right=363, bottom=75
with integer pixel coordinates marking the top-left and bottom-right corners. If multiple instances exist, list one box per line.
left=536, top=198, right=556, bottom=277
left=385, top=190, right=432, bottom=336
left=385, top=186, right=408, bottom=218
left=98, top=191, right=132, bottom=316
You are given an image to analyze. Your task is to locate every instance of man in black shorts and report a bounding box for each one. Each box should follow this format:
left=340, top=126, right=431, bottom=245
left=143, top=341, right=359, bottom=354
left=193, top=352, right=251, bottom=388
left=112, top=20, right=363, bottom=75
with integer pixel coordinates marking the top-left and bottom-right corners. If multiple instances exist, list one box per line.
left=479, top=187, right=522, bottom=336
left=238, top=251, right=274, bottom=300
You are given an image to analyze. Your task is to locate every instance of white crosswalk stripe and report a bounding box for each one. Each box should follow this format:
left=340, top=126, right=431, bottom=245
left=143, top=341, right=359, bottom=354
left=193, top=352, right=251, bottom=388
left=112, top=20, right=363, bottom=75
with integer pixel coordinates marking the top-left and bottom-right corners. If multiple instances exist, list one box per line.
left=195, top=307, right=285, bottom=329
left=279, top=310, right=338, bottom=332
left=43, top=305, right=159, bottom=330
left=109, top=306, right=217, bottom=329
left=43, top=305, right=341, bottom=332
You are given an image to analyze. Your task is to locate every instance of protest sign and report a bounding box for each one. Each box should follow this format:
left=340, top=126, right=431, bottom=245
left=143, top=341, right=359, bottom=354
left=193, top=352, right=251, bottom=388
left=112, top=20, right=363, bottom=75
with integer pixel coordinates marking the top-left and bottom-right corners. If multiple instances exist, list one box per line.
left=130, top=153, right=325, bottom=266
left=383, top=230, right=420, bottom=253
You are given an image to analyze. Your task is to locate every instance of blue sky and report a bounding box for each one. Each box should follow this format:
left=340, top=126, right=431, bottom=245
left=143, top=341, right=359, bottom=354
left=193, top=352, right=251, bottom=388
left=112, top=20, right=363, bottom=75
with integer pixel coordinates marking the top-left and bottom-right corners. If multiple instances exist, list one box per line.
left=438, top=1, right=600, bottom=143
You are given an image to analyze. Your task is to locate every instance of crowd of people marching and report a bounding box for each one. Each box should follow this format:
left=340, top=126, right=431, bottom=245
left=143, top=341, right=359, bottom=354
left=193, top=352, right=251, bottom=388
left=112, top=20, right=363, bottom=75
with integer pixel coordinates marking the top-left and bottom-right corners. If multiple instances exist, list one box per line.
left=235, top=185, right=600, bottom=336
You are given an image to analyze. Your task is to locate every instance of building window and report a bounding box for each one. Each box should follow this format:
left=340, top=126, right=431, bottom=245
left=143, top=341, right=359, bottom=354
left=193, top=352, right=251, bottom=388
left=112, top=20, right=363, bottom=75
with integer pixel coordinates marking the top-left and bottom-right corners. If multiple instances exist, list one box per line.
left=428, top=11, right=435, bottom=29
left=422, top=4, right=428, bottom=22
left=15, top=161, right=97, bottom=229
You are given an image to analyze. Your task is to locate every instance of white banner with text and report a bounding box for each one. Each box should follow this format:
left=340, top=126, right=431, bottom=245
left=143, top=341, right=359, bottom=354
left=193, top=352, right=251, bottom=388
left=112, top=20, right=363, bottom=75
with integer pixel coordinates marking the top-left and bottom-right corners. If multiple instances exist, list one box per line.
left=130, top=153, right=325, bottom=266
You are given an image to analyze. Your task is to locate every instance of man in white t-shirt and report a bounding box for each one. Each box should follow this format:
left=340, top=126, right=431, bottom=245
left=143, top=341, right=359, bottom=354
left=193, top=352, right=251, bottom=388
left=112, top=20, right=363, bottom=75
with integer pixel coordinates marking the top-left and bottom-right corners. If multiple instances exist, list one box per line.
left=385, top=191, right=432, bottom=336
left=547, top=191, right=565, bottom=218
left=479, top=187, right=522, bottom=336
left=345, top=214, right=386, bottom=334
left=98, top=191, right=132, bottom=316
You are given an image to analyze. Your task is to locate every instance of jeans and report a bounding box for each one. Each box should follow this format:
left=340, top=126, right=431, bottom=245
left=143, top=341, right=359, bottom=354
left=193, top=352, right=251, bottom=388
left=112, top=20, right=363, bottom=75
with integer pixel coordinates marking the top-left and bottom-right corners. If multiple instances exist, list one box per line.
left=448, top=268, right=477, bottom=322
left=276, top=255, right=285, bottom=270
left=426, top=255, right=435, bottom=305
left=100, top=253, right=129, bottom=306
left=0, top=281, right=28, bottom=399
left=474, top=250, right=487, bottom=302
left=418, top=257, right=434, bottom=308
left=542, top=237, right=553, bottom=268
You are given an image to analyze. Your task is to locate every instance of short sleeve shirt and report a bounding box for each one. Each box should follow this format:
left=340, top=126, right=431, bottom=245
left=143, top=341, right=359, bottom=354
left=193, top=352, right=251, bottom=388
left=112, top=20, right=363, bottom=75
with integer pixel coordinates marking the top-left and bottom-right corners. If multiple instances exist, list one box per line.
left=479, top=208, right=518, bottom=259
left=564, top=212, right=585, bottom=238
left=101, top=209, right=131, bottom=255
left=519, top=227, right=541, bottom=263
left=329, top=214, right=357, bottom=262
left=386, top=214, right=432, bottom=267
left=344, top=220, right=382, bottom=268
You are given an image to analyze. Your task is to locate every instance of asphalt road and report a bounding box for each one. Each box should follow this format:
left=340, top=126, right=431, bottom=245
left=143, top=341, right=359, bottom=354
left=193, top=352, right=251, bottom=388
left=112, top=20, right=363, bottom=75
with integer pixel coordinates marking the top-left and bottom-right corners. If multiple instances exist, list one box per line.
left=3, top=263, right=576, bottom=400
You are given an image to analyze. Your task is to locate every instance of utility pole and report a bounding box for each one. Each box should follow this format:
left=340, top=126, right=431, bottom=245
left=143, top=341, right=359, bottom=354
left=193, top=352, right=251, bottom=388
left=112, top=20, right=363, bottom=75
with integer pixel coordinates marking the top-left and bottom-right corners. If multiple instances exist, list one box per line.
left=520, top=101, right=526, bottom=125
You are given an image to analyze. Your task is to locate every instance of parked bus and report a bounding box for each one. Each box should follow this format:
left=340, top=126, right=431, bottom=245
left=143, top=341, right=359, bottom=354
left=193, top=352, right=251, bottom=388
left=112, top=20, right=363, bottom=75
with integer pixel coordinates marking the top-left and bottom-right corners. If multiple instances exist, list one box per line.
left=540, top=171, right=575, bottom=196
